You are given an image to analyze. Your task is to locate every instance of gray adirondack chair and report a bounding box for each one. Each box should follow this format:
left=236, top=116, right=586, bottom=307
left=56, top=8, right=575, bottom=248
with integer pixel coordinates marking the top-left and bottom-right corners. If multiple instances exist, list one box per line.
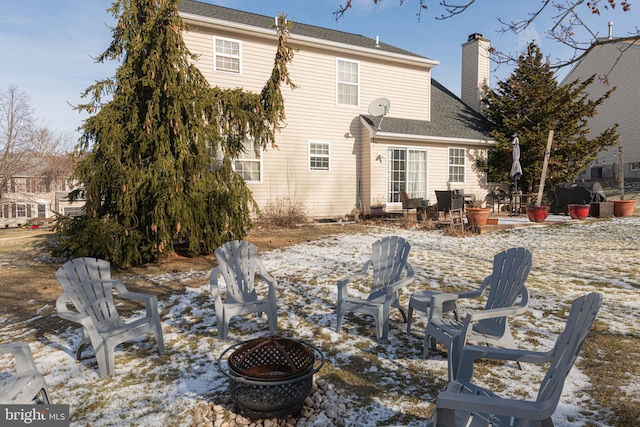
left=426, top=292, right=603, bottom=427
left=55, top=257, right=165, bottom=378
left=425, top=247, right=532, bottom=380
left=0, top=343, right=51, bottom=404
left=336, top=235, right=414, bottom=341
left=210, top=240, right=278, bottom=340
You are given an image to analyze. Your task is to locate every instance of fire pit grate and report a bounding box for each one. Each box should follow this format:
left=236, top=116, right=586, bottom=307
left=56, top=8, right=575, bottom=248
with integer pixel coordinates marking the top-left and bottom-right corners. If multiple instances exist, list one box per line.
left=218, top=336, right=324, bottom=420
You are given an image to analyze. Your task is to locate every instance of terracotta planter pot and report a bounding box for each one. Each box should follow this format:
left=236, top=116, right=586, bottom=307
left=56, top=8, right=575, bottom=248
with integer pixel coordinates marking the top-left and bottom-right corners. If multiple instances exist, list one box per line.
left=465, top=207, right=491, bottom=227
left=370, top=206, right=386, bottom=217
left=568, top=204, right=590, bottom=220
left=612, top=199, right=636, bottom=217
left=526, top=205, right=549, bottom=223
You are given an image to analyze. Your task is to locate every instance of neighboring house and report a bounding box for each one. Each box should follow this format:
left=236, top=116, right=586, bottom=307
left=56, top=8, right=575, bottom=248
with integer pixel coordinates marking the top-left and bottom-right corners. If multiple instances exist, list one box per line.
left=561, top=33, right=640, bottom=180
left=0, top=153, right=78, bottom=228
left=178, top=1, right=493, bottom=218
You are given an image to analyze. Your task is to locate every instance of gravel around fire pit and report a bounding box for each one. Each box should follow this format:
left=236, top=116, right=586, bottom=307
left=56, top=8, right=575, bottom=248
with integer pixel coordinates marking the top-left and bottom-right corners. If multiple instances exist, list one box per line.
left=191, top=378, right=351, bottom=427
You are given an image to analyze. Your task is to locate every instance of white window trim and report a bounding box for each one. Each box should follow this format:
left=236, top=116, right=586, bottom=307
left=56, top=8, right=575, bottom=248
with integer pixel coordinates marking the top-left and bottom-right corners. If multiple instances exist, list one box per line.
left=308, top=140, right=331, bottom=171
left=336, top=58, right=360, bottom=107
left=213, top=36, right=242, bottom=74
left=448, top=147, right=466, bottom=184
left=630, top=162, right=640, bottom=171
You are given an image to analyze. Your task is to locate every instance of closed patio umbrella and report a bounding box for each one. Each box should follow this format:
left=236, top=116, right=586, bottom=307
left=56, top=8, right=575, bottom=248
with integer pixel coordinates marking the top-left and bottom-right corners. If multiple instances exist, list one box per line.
left=510, top=135, right=522, bottom=183
left=510, top=136, right=523, bottom=214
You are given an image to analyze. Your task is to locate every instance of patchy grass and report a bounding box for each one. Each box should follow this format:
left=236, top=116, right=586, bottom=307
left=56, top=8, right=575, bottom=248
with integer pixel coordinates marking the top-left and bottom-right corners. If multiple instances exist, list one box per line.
left=1, top=211, right=639, bottom=426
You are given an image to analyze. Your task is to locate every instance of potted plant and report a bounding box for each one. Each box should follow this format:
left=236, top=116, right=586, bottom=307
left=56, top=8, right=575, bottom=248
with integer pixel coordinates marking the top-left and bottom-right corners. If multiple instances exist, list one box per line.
left=370, top=195, right=386, bottom=217
left=526, top=129, right=555, bottom=223
left=465, top=197, right=491, bottom=227
left=568, top=203, right=590, bottom=220
left=611, top=138, right=636, bottom=217
left=526, top=202, right=550, bottom=222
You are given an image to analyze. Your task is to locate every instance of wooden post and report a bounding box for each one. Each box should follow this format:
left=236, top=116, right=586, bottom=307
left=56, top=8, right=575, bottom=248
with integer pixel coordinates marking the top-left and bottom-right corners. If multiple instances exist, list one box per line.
left=536, top=129, right=554, bottom=206
left=618, top=138, right=625, bottom=200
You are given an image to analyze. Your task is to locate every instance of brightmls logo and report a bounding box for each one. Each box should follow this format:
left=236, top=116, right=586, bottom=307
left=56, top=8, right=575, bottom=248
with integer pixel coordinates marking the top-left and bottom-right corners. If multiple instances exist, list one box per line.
left=1, top=405, right=69, bottom=426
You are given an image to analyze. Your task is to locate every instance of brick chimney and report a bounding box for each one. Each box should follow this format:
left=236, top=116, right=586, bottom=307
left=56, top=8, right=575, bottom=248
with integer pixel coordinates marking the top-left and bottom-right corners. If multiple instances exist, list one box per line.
left=461, top=33, right=490, bottom=113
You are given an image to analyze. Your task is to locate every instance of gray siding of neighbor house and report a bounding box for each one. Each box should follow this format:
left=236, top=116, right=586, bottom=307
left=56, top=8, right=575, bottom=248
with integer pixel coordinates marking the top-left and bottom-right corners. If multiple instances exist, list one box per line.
left=562, top=39, right=640, bottom=179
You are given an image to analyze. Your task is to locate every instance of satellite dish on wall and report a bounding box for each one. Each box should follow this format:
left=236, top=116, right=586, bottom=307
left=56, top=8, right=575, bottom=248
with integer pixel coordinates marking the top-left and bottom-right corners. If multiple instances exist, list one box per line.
left=368, top=98, right=391, bottom=117
left=368, top=98, right=391, bottom=130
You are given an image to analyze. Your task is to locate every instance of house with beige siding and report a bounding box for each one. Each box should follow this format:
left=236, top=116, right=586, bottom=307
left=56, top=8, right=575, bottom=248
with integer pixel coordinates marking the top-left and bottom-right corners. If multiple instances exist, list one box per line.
left=0, top=154, right=77, bottom=228
left=178, top=1, right=493, bottom=218
left=561, top=35, right=640, bottom=180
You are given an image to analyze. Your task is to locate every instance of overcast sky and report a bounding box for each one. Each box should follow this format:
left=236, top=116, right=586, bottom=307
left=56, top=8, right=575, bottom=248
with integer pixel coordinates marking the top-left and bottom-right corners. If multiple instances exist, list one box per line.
left=1, top=0, right=635, bottom=145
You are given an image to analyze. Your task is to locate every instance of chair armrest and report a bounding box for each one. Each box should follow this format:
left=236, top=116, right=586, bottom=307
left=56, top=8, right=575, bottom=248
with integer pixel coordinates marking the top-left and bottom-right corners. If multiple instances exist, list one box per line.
left=0, top=343, right=38, bottom=374
left=460, top=344, right=553, bottom=366
left=337, top=270, right=369, bottom=301
left=209, top=267, right=225, bottom=315
left=464, top=304, right=528, bottom=322
left=56, top=293, right=90, bottom=325
left=388, top=262, right=415, bottom=293
left=434, top=383, right=551, bottom=421
left=256, top=260, right=278, bottom=297
left=110, top=280, right=159, bottom=317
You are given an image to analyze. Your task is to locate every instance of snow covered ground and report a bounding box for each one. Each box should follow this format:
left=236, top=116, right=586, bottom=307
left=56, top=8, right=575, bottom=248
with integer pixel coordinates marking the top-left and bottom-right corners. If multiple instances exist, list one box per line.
left=1, top=216, right=639, bottom=426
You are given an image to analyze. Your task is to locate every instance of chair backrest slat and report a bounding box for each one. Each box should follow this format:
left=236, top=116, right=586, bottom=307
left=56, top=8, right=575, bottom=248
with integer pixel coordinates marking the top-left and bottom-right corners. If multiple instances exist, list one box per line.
left=537, top=292, right=602, bottom=405
left=214, top=240, right=259, bottom=304
left=56, top=258, right=124, bottom=332
left=476, top=247, right=532, bottom=334
left=370, top=236, right=410, bottom=298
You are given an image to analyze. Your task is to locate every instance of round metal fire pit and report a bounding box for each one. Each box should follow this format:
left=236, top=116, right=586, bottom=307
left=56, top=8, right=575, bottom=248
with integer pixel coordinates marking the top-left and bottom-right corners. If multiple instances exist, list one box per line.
left=218, top=336, right=324, bottom=419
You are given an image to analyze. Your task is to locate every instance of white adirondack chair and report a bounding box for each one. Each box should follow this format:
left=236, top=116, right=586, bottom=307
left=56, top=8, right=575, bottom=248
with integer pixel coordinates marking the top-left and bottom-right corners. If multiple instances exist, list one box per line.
left=336, top=235, right=414, bottom=341
left=0, top=343, right=51, bottom=404
left=426, top=292, right=603, bottom=427
left=210, top=240, right=278, bottom=340
left=425, top=247, right=532, bottom=380
left=55, top=257, right=165, bottom=378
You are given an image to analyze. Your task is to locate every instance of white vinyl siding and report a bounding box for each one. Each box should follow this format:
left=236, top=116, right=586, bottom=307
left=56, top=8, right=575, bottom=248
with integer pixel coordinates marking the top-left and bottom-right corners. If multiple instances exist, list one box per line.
left=309, top=141, right=330, bottom=171
left=214, top=37, right=241, bottom=73
left=336, top=59, right=359, bottom=106
left=448, top=148, right=466, bottom=184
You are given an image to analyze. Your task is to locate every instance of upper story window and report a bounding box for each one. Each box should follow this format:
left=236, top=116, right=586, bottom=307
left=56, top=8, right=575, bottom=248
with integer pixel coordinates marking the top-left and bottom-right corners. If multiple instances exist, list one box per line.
left=448, top=147, right=466, bottom=184
left=214, top=37, right=241, bottom=74
left=234, top=149, right=262, bottom=183
left=309, top=141, right=330, bottom=171
left=336, top=59, right=359, bottom=106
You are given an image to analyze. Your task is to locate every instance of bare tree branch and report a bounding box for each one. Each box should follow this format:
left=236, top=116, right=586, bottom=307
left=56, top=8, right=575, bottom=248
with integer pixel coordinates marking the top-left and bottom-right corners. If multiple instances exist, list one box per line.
left=334, top=0, right=636, bottom=76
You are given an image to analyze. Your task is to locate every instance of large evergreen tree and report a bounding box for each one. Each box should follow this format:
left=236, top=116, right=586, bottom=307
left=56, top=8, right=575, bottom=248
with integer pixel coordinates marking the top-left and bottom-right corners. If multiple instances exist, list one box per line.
left=51, top=0, right=295, bottom=266
left=483, top=43, right=618, bottom=195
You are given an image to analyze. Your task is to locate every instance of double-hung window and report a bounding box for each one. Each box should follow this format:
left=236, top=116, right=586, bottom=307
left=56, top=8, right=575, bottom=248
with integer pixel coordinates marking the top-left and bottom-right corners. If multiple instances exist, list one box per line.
left=387, top=147, right=427, bottom=203
left=16, top=203, right=27, bottom=218
left=309, top=141, right=330, bottom=171
left=234, top=149, right=262, bottom=183
left=214, top=37, right=241, bottom=73
left=448, top=148, right=466, bottom=184
left=336, top=59, right=359, bottom=106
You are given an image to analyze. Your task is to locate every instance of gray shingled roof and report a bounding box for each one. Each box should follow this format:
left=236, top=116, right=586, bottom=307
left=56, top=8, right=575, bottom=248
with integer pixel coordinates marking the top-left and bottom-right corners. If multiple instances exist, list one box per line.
left=179, top=0, right=492, bottom=142
left=178, top=0, right=426, bottom=59
left=362, top=80, right=492, bottom=141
